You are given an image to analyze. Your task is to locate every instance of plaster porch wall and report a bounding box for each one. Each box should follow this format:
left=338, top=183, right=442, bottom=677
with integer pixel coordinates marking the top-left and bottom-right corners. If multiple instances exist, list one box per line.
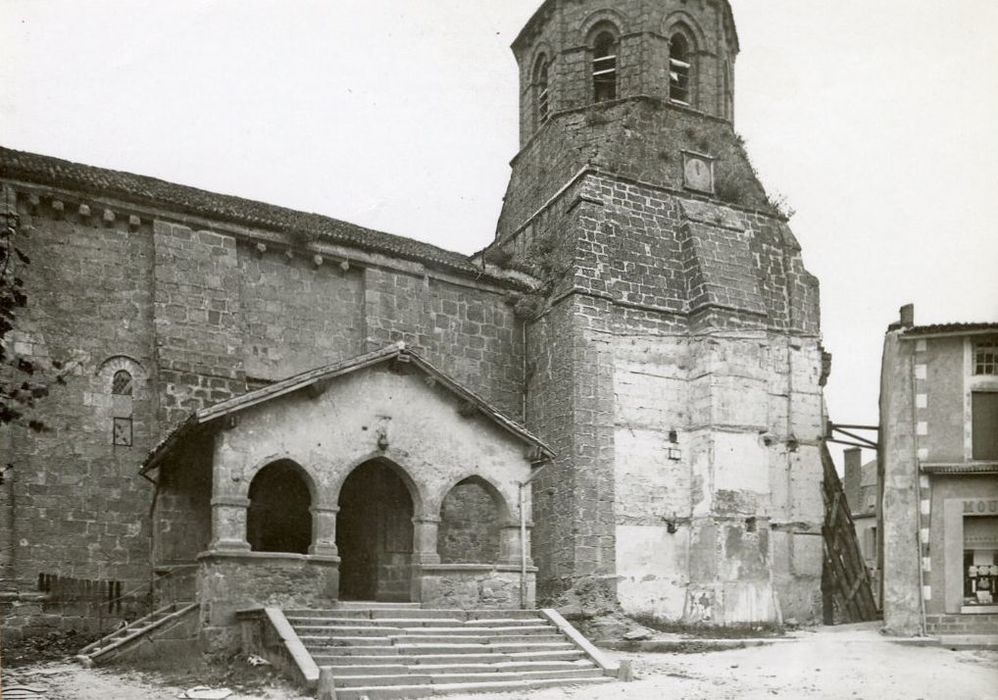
left=201, top=363, right=537, bottom=625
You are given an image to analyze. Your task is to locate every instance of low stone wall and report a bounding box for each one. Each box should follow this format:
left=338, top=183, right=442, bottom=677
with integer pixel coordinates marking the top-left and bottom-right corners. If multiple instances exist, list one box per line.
left=925, top=612, right=998, bottom=636
left=0, top=590, right=147, bottom=640
left=416, top=564, right=533, bottom=609
left=198, top=551, right=338, bottom=650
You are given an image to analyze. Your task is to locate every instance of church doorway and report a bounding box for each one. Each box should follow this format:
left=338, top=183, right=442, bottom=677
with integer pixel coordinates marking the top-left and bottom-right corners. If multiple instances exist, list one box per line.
left=336, top=460, right=415, bottom=601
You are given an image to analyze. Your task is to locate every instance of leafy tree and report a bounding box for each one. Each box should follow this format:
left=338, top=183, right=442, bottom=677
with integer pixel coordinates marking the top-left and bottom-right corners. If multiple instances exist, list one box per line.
left=1, top=206, right=62, bottom=432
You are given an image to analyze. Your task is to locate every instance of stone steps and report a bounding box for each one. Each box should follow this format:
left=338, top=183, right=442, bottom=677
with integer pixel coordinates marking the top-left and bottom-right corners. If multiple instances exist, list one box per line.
left=332, top=676, right=614, bottom=700
left=334, top=667, right=607, bottom=688
left=324, top=660, right=593, bottom=676
left=311, top=649, right=588, bottom=665
left=282, top=605, right=616, bottom=698
left=305, top=641, right=578, bottom=655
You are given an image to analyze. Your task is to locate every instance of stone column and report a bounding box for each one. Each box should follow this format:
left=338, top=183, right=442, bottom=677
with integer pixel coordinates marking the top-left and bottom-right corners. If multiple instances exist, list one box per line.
left=500, top=525, right=532, bottom=566
left=208, top=496, right=251, bottom=552
left=310, top=505, right=340, bottom=557
left=412, top=516, right=441, bottom=565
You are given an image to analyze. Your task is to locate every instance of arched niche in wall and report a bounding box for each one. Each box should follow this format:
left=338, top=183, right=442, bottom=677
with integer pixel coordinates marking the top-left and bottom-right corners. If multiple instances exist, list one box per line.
left=94, top=355, right=146, bottom=448
left=437, top=475, right=510, bottom=564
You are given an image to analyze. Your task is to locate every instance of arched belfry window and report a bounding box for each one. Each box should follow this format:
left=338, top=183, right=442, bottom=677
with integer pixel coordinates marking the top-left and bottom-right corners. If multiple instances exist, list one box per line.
left=534, top=56, right=551, bottom=128
left=669, top=33, right=692, bottom=104
left=592, top=31, right=618, bottom=103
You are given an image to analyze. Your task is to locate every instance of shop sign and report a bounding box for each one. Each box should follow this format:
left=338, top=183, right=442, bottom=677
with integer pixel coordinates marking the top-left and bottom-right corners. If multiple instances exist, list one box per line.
left=963, top=499, right=998, bottom=515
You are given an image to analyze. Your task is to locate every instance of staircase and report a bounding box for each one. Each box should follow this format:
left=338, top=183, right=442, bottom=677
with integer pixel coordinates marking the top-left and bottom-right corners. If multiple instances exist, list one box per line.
left=76, top=601, right=198, bottom=666
left=281, top=603, right=616, bottom=699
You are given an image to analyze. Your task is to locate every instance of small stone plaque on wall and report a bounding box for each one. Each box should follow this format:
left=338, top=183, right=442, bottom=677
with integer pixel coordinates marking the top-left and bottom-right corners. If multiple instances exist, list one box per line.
left=683, top=151, right=715, bottom=194
left=112, top=417, right=133, bottom=446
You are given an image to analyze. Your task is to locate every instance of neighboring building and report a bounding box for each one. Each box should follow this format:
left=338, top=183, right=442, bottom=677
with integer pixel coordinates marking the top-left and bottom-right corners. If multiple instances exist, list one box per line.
left=880, top=304, right=998, bottom=637
left=843, top=448, right=879, bottom=605
left=1, top=0, right=828, bottom=645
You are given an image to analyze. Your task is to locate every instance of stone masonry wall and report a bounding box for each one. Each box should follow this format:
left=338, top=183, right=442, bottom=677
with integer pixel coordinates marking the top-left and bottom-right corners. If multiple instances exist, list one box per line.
left=507, top=159, right=823, bottom=622
left=238, top=242, right=366, bottom=381
left=2, top=179, right=528, bottom=638
left=1, top=189, right=159, bottom=636
left=3, top=191, right=157, bottom=591
left=439, top=481, right=502, bottom=564
left=500, top=100, right=770, bottom=241
left=363, top=269, right=525, bottom=420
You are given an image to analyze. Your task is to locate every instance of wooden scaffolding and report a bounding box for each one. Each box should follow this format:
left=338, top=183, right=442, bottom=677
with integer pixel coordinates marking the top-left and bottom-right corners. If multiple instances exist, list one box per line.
left=820, top=441, right=880, bottom=623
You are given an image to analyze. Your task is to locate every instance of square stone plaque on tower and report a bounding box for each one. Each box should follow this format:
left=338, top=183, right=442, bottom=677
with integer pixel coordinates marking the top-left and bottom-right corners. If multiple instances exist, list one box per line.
left=682, top=151, right=715, bottom=194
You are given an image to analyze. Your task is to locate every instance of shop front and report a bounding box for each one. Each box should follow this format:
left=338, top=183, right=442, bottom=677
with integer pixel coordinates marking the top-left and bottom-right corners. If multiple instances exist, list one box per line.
left=925, top=477, right=998, bottom=634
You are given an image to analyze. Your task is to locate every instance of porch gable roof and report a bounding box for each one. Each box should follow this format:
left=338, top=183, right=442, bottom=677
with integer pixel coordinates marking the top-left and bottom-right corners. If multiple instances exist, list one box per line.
left=140, top=342, right=554, bottom=475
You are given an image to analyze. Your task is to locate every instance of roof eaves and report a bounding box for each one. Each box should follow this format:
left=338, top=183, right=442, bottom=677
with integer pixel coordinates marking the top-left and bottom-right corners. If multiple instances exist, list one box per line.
left=140, top=414, right=200, bottom=476
left=406, top=352, right=555, bottom=460
left=140, top=342, right=556, bottom=474
left=900, top=323, right=998, bottom=339
left=1, top=147, right=527, bottom=289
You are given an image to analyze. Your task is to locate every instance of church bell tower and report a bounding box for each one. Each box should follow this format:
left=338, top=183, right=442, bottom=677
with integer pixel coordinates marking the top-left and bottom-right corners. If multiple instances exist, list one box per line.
left=484, top=0, right=828, bottom=626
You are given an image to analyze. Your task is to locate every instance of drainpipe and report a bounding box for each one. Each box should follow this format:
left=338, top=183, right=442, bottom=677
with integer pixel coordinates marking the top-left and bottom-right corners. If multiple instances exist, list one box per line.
left=909, top=342, right=928, bottom=636
left=518, top=462, right=550, bottom=609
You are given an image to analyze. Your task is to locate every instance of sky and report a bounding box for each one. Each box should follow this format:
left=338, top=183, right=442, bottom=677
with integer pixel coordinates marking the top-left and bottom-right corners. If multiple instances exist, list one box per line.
left=2, top=0, right=997, bottom=471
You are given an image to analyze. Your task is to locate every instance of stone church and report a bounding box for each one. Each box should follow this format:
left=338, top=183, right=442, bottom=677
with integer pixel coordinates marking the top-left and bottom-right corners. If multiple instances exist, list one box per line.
left=1, top=0, right=827, bottom=643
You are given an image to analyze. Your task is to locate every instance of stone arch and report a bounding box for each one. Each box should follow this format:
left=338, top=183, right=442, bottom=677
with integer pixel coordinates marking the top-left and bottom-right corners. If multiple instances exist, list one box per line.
left=662, top=12, right=707, bottom=51
left=665, top=19, right=701, bottom=106
left=244, top=451, right=320, bottom=505
left=334, top=455, right=421, bottom=601
left=95, top=355, right=146, bottom=447
left=437, top=475, right=511, bottom=564
left=528, top=40, right=556, bottom=81
left=95, top=355, right=147, bottom=393
left=246, top=459, right=313, bottom=554
left=331, top=452, right=425, bottom=516
left=580, top=9, right=629, bottom=41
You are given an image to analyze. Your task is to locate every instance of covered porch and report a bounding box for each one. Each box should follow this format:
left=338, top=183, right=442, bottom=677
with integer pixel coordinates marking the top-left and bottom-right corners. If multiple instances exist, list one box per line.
left=141, top=344, right=551, bottom=649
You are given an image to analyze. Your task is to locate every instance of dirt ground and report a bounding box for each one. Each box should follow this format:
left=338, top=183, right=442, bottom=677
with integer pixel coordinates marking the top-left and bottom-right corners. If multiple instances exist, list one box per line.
left=2, top=624, right=996, bottom=699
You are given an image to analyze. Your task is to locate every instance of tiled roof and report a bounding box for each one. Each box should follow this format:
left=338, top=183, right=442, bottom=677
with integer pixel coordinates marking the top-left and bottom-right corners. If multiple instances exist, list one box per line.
left=0, top=146, right=516, bottom=285
left=921, top=463, right=998, bottom=475
left=902, top=323, right=998, bottom=337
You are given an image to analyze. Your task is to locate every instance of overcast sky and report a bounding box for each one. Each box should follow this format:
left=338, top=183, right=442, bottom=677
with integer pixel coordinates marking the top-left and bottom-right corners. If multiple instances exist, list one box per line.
left=3, top=0, right=997, bottom=471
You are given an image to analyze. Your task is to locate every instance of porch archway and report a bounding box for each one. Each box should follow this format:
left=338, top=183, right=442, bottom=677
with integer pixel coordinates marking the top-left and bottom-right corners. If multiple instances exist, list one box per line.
left=246, top=459, right=313, bottom=554
left=438, top=476, right=508, bottom=564
left=335, top=459, right=416, bottom=601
